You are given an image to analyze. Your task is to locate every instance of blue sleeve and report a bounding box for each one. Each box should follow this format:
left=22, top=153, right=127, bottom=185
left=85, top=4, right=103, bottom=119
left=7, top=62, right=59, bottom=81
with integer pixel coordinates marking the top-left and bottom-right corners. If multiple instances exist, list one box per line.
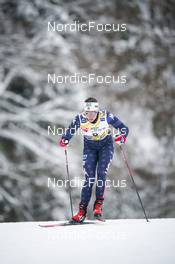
left=62, top=115, right=80, bottom=141
left=107, top=111, right=129, bottom=137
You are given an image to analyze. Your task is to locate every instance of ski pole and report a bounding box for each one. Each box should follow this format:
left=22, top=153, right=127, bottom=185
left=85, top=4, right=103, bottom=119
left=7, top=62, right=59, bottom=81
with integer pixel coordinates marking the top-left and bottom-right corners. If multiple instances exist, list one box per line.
left=64, top=147, right=74, bottom=218
left=119, top=145, right=149, bottom=222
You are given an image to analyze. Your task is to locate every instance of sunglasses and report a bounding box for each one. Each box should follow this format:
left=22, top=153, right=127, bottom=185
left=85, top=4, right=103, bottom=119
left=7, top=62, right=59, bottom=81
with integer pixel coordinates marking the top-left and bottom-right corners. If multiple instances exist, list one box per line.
left=85, top=111, right=98, bottom=116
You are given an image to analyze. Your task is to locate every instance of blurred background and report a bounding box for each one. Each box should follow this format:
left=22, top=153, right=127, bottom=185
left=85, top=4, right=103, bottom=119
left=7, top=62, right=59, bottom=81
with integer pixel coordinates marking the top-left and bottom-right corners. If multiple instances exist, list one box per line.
left=0, top=0, right=175, bottom=222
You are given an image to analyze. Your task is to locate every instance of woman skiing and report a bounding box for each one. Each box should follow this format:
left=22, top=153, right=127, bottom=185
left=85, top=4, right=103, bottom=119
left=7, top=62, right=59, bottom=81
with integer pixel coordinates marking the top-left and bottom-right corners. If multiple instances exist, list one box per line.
left=59, top=97, right=129, bottom=222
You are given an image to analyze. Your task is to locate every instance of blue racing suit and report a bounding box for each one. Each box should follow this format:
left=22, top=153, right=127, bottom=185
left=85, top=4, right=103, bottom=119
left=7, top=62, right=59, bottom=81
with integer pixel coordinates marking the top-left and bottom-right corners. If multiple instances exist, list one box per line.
left=62, top=109, right=129, bottom=207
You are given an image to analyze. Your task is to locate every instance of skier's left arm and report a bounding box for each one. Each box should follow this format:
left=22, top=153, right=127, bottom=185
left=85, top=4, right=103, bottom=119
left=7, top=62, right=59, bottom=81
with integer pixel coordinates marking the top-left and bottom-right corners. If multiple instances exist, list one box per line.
left=107, top=111, right=129, bottom=144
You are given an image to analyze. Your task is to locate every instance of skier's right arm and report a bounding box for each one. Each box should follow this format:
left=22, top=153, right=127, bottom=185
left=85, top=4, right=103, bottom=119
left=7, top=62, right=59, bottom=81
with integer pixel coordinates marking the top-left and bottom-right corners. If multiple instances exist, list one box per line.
left=59, top=115, right=80, bottom=147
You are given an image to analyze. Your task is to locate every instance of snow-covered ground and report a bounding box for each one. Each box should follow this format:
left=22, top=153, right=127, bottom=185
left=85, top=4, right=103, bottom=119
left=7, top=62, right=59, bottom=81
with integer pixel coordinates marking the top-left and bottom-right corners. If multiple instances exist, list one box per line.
left=1, top=219, right=175, bottom=264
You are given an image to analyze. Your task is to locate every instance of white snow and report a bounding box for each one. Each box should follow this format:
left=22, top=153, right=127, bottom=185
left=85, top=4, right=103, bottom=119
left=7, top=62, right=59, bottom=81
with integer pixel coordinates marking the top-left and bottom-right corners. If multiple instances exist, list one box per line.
left=0, top=219, right=175, bottom=264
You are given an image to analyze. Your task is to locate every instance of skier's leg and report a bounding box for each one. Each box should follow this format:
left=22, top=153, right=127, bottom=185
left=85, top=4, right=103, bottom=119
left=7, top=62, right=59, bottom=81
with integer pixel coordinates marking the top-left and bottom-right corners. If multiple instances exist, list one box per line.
left=94, top=140, right=114, bottom=216
left=80, top=145, right=98, bottom=207
left=72, top=144, right=98, bottom=222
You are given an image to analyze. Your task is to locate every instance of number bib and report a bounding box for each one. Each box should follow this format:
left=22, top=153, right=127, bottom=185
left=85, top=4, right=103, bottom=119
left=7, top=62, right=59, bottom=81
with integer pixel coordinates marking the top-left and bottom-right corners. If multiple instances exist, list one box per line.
left=79, top=111, right=110, bottom=141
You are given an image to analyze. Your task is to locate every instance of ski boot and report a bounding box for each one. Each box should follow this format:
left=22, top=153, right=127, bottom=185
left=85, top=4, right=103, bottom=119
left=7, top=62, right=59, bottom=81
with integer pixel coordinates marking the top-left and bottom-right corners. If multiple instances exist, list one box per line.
left=93, top=199, right=103, bottom=219
left=71, top=204, right=87, bottom=223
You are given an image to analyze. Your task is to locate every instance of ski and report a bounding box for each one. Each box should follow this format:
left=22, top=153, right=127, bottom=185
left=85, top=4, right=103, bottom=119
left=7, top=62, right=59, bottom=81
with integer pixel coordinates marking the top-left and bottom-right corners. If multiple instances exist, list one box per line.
left=94, top=216, right=106, bottom=222
left=94, top=218, right=106, bottom=222
left=39, top=220, right=96, bottom=228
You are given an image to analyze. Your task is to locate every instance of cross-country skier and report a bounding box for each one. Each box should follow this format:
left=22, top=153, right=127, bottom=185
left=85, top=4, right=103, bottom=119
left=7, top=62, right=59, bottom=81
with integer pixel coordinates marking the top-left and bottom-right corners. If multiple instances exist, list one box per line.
left=59, top=97, right=129, bottom=222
